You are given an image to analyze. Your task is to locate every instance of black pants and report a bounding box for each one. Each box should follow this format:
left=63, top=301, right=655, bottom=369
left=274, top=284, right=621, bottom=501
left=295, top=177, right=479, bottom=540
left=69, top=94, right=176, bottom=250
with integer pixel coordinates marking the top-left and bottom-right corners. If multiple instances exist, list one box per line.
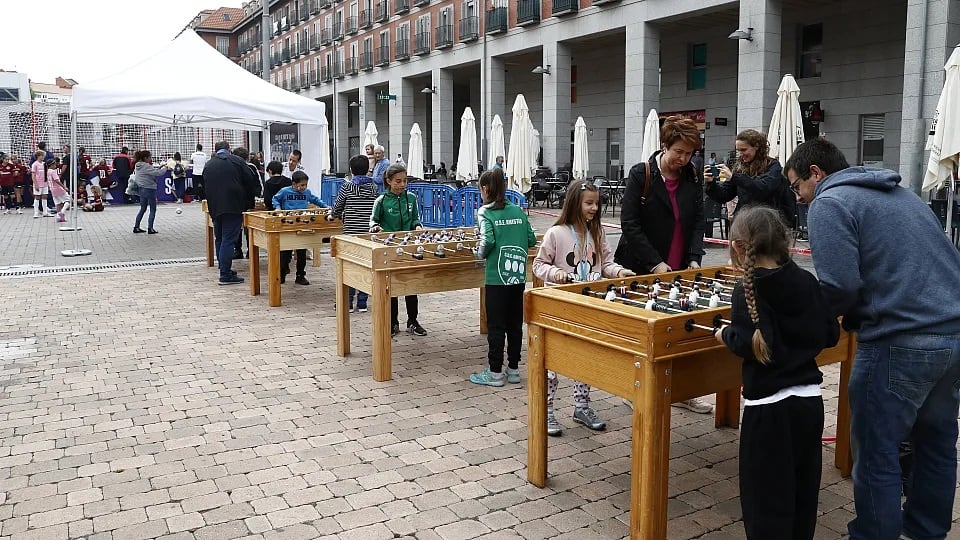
left=484, top=283, right=525, bottom=373
left=740, top=395, right=824, bottom=540
left=390, top=295, right=419, bottom=327
left=280, top=249, right=307, bottom=277
left=193, top=173, right=204, bottom=200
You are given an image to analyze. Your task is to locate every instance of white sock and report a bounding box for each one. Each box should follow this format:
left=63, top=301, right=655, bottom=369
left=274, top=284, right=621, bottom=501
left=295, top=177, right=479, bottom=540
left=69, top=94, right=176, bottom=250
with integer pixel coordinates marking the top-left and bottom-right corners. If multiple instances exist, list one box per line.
left=34, top=199, right=41, bottom=212
left=60, top=201, right=70, bottom=214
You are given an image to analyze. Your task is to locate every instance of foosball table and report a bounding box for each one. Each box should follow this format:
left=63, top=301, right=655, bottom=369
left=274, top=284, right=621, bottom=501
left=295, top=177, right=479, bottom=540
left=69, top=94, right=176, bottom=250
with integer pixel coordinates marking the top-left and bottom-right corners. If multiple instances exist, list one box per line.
left=332, top=228, right=541, bottom=381
left=524, top=266, right=855, bottom=540
left=202, top=199, right=274, bottom=267
left=243, top=209, right=343, bottom=306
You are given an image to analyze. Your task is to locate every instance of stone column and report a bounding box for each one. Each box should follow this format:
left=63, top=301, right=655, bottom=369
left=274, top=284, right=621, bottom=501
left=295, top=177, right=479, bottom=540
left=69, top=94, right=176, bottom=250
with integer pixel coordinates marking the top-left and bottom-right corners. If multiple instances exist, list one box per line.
left=482, top=56, right=506, bottom=165
left=541, top=40, right=572, bottom=172
left=900, top=0, right=960, bottom=191
left=735, top=0, right=782, bottom=133
left=388, top=77, right=414, bottom=161
left=623, top=21, right=660, bottom=167
left=359, top=86, right=379, bottom=145
left=431, top=68, right=455, bottom=166
left=333, top=90, right=349, bottom=172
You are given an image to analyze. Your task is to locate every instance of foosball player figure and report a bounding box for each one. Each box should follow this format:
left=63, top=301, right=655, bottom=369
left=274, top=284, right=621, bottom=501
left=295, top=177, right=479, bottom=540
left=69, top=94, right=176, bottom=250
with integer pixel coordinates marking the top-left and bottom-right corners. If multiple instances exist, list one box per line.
left=328, top=154, right=380, bottom=313
left=531, top=179, right=635, bottom=435
left=369, top=163, right=428, bottom=337
left=468, top=169, right=538, bottom=387
left=271, top=170, right=328, bottom=285
left=714, top=206, right=839, bottom=540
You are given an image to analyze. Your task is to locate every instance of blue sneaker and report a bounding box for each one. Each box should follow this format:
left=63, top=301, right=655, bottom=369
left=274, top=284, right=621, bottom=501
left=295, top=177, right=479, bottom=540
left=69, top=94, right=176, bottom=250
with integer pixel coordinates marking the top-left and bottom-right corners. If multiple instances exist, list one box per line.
left=218, top=275, right=244, bottom=286
left=469, top=368, right=505, bottom=387
left=505, top=368, right=521, bottom=384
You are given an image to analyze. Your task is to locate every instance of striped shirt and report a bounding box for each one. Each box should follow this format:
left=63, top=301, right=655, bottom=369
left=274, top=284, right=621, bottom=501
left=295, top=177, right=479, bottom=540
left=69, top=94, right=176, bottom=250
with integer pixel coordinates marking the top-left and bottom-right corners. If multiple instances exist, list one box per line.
left=331, top=176, right=380, bottom=235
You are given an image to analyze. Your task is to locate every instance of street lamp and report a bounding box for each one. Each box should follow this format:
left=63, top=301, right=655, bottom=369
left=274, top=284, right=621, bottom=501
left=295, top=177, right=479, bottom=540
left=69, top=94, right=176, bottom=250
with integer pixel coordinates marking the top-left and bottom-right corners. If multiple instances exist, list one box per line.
left=331, top=34, right=343, bottom=172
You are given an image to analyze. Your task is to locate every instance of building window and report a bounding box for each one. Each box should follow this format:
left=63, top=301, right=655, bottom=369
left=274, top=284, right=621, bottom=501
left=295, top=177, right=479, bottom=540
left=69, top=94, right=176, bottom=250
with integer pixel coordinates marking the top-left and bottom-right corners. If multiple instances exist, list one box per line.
left=216, top=36, right=230, bottom=56
left=860, top=114, right=885, bottom=167
left=797, top=23, right=823, bottom=78
left=688, top=43, right=706, bottom=90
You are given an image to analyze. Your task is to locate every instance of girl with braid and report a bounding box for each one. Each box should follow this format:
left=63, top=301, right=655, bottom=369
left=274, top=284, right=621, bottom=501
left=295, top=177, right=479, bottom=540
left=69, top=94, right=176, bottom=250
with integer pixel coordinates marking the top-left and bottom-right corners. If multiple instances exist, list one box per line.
left=714, top=206, right=839, bottom=540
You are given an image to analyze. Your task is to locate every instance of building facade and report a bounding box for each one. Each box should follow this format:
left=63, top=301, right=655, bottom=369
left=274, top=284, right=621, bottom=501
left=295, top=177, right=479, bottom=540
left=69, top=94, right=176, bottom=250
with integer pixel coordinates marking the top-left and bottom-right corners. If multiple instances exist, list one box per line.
left=201, top=0, right=959, bottom=191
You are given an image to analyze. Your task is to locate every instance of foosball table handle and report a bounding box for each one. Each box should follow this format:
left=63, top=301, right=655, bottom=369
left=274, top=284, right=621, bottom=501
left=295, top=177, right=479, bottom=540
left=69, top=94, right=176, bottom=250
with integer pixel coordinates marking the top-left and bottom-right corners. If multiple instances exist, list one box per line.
left=296, top=230, right=317, bottom=235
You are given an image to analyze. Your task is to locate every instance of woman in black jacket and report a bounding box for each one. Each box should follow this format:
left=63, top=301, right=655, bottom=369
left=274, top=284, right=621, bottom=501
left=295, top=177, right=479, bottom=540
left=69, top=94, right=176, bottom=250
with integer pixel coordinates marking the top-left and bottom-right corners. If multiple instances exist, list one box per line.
left=705, top=129, right=794, bottom=226
left=614, top=116, right=705, bottom=275
left=614, top=116, right=711, bottom=414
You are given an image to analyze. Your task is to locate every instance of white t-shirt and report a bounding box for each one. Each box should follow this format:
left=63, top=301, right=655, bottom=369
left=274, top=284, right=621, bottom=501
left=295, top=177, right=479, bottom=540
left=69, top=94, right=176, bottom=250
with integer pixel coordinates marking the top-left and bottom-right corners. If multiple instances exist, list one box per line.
left=190, top=151, right=207, bottom=175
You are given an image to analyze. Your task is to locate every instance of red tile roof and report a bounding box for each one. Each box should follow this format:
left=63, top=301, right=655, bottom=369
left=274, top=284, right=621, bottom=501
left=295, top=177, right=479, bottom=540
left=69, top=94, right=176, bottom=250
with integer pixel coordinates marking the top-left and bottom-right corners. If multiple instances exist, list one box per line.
left=195, top=7, right=245, bottom=31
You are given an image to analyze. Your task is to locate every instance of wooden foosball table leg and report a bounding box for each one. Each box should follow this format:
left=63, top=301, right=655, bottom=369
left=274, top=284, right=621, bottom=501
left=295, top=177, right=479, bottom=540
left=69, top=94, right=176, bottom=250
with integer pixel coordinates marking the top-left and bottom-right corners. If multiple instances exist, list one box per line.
left=268, top=234, right=282, bottom=307
left=205, top=223, right=214, bottom=267
left=632, top=358, right=672, bottom=540
left=313, top=247, right=321, bottom=268
left=250, top=243, right=261, bottom=296
left=527, top=326, right=547, bottom=487
left=714, top=388, right=741, bottom=429
left=479, top=287, right=488, bottom=335
left=835, top=338, right=856, bottom=477
left=336, top=260, right=351, bottom=357
left=372, top=272, right=392, bottom=381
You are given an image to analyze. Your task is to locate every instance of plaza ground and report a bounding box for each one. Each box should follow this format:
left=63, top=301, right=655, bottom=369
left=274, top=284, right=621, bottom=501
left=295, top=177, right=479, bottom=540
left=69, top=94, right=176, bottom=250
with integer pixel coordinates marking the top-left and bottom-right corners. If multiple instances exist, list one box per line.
left=0, top=203, right=956, bottom=539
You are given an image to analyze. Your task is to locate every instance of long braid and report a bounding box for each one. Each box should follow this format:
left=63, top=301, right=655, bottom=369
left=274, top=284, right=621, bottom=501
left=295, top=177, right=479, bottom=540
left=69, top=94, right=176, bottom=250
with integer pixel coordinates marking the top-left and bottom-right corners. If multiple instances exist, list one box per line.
left=741, top=241, right=772, bottom=364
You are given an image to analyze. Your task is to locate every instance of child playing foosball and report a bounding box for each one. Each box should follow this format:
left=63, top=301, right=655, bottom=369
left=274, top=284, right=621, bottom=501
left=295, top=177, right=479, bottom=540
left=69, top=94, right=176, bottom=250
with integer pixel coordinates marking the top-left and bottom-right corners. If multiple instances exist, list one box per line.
left=531, top=179, right=635, bottom=435
left=369, top=163, right=428, bottom=337
left=271, top=170, right=327, bottom=285
left=468, top=169, right=538, bottom=387
left=714, top=206, right=839, bottom=540
left=329, top=154, right=380, bottom=313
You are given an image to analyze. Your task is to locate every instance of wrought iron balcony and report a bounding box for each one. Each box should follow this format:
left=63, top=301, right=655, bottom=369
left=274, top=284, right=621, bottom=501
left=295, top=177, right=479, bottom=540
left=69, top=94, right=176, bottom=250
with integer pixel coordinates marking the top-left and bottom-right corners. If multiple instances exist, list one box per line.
left=310, top=0, right=321, bottom=14
left=333, top=60, right=345, bottom=78
left=517, top=0, right=540, bottom=25
left=414, top=31, right=431, bottom=55
left=413, top=0, right=429, bottom=6
left=551, top=0, right=577, bottom=15
left=310, top=71, right=320, bottom=86
left=360, top=10, right=372, bottom=29
left=345, top=16, right=358, bottom=35
left=299, top=1, right=310, bottom=20
left=395, top=38, right=410, bottom=60
left=281, top=48, right=291, bottom=63
left=376, top=44, right=390, bottom=65
left=321, top=27, right=333, bottom=44
left=361, top=51, right=374, bottom=70
left=311, top=33, right=322, bottom=50
left=434, top=25, right=453, bottom=49
left=375, top=1, right=389, bottom=22
left=321, top=66, right=333, bottom=82
left=333, top=21, right=344, bottom=39
left=486, top=7, right=507, bottom=34
left=394, top=0, right=409, bottom=14
left=458, top=16, right=478, bottom=42
left=319, top=0, right=332, bottom=7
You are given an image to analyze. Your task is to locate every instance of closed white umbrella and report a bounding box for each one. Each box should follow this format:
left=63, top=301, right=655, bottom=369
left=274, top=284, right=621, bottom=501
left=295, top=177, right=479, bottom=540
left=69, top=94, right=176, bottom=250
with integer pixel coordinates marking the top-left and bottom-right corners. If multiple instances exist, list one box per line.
left=924, top=46, right=960, bottom=233
left=319, top=121, right=330, bottom=174
left=506, top=94, right=534, bottom=193
left=641, top=109, right=660, bottom=162
left=572, top=116, right=589, bottom=180
left=487, top=114, right=506, bottom=169
left=408, top=123, right=424, bottom=180
left=363, top=121, right=379, bottom=148
left=530, top=125, right=540, bottom=169
left=768, top=74, right=805, bottom=164
left=456, top=107, right=479, bottom=182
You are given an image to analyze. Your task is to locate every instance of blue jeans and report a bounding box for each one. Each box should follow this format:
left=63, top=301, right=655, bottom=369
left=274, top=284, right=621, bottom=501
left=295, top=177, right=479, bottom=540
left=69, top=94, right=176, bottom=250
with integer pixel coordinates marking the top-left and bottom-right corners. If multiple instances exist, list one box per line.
left=848, top=333, right=960, bottom=540
left=213, top=213, right=243, bottom=281
left=135, top=187, right=157, bottom=229
left=349, top=288, right=368, bottom=308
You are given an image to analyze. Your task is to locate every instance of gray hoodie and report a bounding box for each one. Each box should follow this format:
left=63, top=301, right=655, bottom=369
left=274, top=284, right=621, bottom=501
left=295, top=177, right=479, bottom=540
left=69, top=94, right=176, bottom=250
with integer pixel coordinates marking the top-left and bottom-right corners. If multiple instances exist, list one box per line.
left=132, top=161, right=167, bottom=190
left=808, top=166, right=960, bottom=341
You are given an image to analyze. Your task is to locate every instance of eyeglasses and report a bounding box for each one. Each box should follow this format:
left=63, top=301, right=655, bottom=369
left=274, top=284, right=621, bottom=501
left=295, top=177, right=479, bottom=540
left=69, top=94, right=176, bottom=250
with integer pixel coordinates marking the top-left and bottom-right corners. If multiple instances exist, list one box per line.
left=789, top=174, right=808, bottom=195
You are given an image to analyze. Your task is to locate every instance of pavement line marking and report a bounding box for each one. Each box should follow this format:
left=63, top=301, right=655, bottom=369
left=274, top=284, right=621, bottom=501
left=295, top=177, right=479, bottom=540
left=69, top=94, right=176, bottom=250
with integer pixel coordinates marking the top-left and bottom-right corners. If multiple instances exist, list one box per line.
left=0, top=257, right=208, bottom=278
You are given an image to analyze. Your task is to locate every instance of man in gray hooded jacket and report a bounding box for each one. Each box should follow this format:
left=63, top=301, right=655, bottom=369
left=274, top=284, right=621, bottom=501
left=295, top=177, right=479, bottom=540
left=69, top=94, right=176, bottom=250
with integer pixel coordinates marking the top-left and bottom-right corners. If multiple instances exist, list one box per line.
left=785, top=138, right=960, bottom=540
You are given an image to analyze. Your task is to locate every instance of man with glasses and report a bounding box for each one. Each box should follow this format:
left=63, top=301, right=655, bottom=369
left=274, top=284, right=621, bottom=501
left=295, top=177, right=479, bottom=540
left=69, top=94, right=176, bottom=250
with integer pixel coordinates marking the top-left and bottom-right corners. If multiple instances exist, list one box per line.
left=784, top=138, right=960, bottom=540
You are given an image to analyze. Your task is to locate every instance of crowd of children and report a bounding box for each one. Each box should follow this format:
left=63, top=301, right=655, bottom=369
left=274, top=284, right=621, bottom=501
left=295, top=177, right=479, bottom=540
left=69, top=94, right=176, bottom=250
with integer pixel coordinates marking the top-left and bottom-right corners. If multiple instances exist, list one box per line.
left=0, top=146, right=111, bottom=217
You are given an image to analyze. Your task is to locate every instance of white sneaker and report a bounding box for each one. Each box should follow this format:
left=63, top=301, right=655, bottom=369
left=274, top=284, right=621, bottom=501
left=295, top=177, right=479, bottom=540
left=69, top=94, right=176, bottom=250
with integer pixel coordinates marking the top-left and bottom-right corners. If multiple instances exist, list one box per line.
left=17, top=208, right=23, bottom=214
left=33, top=212, right=40, bottom=218
left=672, top=398, right=714, bottom=414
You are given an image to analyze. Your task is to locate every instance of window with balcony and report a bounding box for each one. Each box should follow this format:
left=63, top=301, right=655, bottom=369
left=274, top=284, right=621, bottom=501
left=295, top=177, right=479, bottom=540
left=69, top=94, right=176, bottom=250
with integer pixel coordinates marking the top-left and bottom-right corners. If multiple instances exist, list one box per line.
left=395, top=25, right=410, bottom=60
left=516, top=0, right=539, bottom=25
left=216, top=36, right=231, bottom=56
left=394, top=0, right=410, bottom=15
left=300, top=1, right=310, bottom=20
left=415, top=15, right=431, bottom=55
left=435, top=9, right=453, bottom=49
left=486, top=7, right=507, bottom=34
left=334, top=11, right=344, bottom=38
left=797, top=23, right=822, bottom=79
left=375, top=0, right=388, bottom=22
left=551, top=0, right=577, bottom=15
left=687, top=43, right=707, bottom=90
left=346, top=15, right=358, bottom=34
left=459, top=16, right=478, bottom=42
left=377, top=31, right=391, bottom=64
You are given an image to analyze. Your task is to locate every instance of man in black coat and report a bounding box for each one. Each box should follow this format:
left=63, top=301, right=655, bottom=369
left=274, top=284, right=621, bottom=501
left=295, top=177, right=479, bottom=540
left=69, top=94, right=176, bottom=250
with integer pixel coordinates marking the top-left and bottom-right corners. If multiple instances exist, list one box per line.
left=204, top=140, right=260, bottom=285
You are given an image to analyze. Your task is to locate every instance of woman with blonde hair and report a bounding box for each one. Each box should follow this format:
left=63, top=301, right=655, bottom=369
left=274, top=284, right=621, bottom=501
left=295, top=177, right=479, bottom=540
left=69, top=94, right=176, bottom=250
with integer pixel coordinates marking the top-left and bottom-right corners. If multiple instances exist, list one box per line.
left=706, top=129, right=794, bottom=225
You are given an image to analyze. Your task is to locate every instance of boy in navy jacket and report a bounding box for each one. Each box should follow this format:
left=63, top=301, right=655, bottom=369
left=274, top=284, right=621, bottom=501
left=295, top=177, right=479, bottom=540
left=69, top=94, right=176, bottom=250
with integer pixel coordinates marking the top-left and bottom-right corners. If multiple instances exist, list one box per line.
left=271, top=171, right=327, bottom=285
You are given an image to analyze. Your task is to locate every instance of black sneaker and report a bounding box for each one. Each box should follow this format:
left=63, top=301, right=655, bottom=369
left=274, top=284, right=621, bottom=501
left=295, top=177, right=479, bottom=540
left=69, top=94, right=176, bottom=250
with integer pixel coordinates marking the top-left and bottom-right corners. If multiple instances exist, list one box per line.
left=391, top=323, right=400, bottom=337
left=234, top=250, right=244, bottom=259
left=407, top=322, right=427, bottom=336
left=133, top=227, right=145, bottom=233
left=295, top=276, right=310, bottom=285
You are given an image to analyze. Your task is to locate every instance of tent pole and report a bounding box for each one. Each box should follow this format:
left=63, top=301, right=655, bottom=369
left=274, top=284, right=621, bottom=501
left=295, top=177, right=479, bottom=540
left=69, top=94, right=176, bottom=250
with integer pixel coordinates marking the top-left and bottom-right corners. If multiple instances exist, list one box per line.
left=61, top=111, right=91, bottom=257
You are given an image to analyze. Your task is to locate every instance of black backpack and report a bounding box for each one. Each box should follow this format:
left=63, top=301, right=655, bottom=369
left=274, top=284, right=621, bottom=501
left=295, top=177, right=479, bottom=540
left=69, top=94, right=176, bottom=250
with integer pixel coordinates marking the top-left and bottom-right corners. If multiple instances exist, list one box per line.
left=173, top=162, right=185, bottom=177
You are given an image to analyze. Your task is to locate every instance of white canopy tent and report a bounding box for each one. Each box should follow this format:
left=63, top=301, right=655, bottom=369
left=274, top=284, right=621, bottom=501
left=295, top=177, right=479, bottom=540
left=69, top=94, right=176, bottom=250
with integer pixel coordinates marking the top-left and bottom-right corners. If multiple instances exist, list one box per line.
left=66, top=30, right=328, bottom=256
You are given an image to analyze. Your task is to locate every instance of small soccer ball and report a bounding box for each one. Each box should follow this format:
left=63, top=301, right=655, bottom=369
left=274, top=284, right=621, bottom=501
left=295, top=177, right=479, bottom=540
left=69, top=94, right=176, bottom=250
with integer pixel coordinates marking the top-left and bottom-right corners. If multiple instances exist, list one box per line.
left=176, top=207, right=183, bottom=214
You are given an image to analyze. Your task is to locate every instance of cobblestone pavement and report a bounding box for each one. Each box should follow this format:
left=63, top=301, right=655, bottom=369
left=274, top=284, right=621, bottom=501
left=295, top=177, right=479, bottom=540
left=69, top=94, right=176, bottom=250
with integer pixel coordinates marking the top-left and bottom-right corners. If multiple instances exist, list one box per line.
left=0, top=203, right=956, bottom=539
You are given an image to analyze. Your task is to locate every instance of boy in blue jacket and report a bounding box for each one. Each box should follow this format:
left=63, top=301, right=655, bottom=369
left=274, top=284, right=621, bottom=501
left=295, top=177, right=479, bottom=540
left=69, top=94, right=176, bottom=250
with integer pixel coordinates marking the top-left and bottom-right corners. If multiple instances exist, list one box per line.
left=271, top=171, right=327, bottom=285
